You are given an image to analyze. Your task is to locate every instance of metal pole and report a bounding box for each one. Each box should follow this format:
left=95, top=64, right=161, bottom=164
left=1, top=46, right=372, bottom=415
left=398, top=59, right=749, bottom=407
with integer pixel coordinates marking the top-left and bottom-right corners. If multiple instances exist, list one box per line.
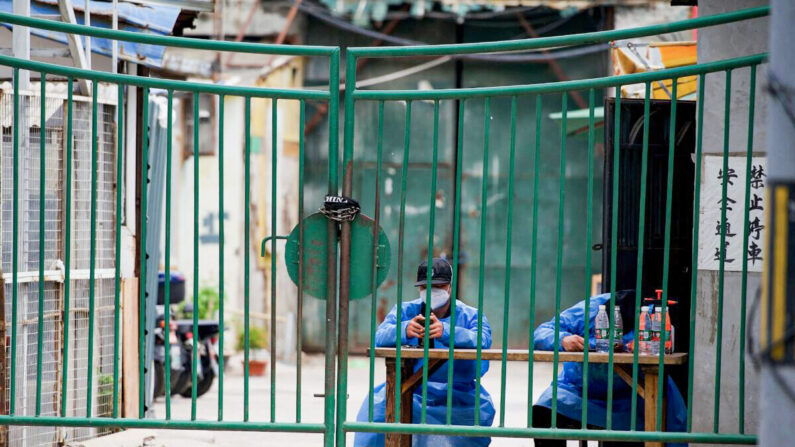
left=85, top=0, right=92, bottom=70
left=12, top=0, right=29, bottom=89
left=112, top=0, right=118, bottom=73
left=759, top=1, right=795, bottom=446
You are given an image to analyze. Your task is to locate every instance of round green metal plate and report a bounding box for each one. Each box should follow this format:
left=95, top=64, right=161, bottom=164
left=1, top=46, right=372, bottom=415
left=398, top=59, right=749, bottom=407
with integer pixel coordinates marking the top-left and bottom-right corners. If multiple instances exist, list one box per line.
left=284, top=212, right=391, bottom=300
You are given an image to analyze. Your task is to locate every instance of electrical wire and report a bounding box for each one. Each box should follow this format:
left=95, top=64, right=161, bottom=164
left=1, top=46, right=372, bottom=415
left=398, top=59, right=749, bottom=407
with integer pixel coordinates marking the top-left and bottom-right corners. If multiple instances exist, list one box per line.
left=298, top=1, right=608, bottom=63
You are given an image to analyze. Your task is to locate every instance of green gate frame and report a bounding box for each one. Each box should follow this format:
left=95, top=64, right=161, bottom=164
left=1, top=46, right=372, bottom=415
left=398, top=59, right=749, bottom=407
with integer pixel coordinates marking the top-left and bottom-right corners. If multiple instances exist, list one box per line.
left=0, top=11, right=340, bottom=445
left=0, top=4, right=772, bottom=447
left=339, top=5, right=768, bottom=446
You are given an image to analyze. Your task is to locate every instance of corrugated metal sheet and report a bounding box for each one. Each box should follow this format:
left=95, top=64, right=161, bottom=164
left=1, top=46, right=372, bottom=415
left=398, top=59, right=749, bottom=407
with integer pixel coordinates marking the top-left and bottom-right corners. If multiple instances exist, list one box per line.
left=0, top=0, right=182, bottom=67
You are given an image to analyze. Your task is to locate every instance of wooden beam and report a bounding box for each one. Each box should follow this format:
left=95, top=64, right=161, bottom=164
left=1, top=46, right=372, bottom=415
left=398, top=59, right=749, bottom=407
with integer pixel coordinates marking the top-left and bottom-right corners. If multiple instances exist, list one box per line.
left=57, top=0, right=92, bottom=95
left=122, top=278, right=140, bottom=418
left=400, top=358, right=445, bottom=395
left=372, top=348, right=688, bottom=365
left=614, top=364, right=644, bottom=400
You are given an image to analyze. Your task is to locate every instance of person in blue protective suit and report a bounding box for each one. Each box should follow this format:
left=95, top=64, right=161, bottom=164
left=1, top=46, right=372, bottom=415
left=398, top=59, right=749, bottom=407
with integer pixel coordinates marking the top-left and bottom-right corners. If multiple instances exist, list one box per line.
left=354, top=257, right=495, bottom=447
left=532, top=290, right=687, bottom=447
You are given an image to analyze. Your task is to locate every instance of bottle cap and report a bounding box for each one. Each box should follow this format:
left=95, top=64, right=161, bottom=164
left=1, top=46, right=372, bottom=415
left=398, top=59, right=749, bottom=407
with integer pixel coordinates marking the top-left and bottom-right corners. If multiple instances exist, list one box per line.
left=641, top=306, right=649, bottom=311
left=598, top=305, right=606, bottom=310
left=614, top=305, right=621, bottom=311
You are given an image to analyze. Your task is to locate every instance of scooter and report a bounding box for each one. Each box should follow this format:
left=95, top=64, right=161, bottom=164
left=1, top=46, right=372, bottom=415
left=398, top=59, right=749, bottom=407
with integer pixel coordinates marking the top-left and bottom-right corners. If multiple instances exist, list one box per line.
left=174, top=312, right=220, bottom=398
left=153, top=271, right=191, bottom=398
left=154, top=272, right=220, bottom=399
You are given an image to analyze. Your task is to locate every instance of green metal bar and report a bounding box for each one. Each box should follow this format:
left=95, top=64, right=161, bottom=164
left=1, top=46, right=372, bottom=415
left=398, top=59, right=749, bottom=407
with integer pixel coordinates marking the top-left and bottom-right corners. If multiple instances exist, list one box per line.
left=347, top=6, right=767, bottom=57
left=499, top=95, right=517, bottom=428
left=327, top=49, right=340, bottom=194
left=659, top=79, right=679, bottom=431
left=216, top=95, right=225, bottom=421
left=165, top=89, right=174, bottom=419
left=10, top=67, right=19, bottom=416
left=0, top=416, right=325, bottom=432
left=296, top=98, right=305, bottom=424
left=687, top=73, right=707, bottom=432
left=581, top=88, right=596, bottom=428
left=368, top=100, right=385, bottom=422
left=63, top=77, right=75, bottom=418
left=714, top=69, right=732, bottom=434
left=138, top=86, right=149, bottom=419
left=270, top=98, right=278, bottom=423
left=86, top=79, right=100, bottom=419
left=421, top=99, right=440, bottom=424
left=342, top=422, right=758, bottom=444
left=352, top=54, right=765, bottom=101
left=394, top=100, right=412, bottom=422
left=112, top=83, right=122, bottom=419
left=527, top=95, right=542, bottom=428
left=244, top=95, right=251, bottom=422
left=738, top=64, right=757, bottom=435
left=36, top=73, right=46, bottom=417
left=324, top=48, right=340, bottom=447
left=447, top=99, right=464, bottom=425
left=551, top=93, right=568, bottom=428
left=0, top=12, right=336, bottom=56
left=336, top=50, right=357, bottom=447
left=217, top=94, right=224, bottom=421
left=261, top=236, right=289, bottom=256
left=630, top=83, right=651, bottom=431
left=606, top=91, right=621, bottom=430
left=0, top=54, right=329, bottom=100
left=474, top=96, right=491, bottom=426
left=191, top=91, right=200, bottom=420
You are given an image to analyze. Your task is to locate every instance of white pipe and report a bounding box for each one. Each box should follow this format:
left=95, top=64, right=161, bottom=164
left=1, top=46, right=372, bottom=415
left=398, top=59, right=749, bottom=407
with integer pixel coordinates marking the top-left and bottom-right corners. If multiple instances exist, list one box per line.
left=112, top=0, right=118, bottom=73
left=85, top=0, right=91, bottom=70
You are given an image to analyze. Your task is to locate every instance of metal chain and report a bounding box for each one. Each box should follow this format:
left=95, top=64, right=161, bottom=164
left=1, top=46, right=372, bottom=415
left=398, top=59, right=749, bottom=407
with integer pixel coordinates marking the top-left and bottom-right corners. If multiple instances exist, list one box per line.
left=320, top=195, right=361, bottom=222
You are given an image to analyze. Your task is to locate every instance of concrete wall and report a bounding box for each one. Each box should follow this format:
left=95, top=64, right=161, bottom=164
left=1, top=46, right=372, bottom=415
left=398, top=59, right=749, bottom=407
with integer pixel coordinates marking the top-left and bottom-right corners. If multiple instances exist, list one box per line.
left=693, top=0, right=769, bottom=441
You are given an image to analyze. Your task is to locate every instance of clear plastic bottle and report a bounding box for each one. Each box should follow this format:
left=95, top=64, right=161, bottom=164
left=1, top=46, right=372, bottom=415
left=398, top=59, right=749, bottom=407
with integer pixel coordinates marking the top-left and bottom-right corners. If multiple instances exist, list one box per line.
left=662, top=307, right=673, bottom=354
left=613, top=305, right=624, bottom=351
left=650, top=306, right=661, bottom=355
left=595, top=305, right=610, bottom=352
left=639, top=306, right=652, bottom=355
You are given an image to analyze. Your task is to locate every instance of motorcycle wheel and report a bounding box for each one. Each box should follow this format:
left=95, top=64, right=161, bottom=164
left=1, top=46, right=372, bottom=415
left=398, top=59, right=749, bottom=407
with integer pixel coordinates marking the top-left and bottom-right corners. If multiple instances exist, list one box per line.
left=179, top=368, right=215, bottom=398
left=154, top=362, right=165, bottom=398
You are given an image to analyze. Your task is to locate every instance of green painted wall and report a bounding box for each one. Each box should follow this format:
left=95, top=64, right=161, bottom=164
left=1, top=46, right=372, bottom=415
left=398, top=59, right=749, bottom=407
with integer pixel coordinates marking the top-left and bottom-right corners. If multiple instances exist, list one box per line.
left=301, top=9, right=609, bottom=351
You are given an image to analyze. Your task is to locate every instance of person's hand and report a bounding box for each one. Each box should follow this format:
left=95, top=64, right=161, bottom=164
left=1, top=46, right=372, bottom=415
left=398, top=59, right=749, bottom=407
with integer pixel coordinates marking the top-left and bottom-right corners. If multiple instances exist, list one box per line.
left=561, top=335, right=585, bottom=352
left=406, top=315, right=426, bottom=339
left=428, top=314, right=443, bottom=339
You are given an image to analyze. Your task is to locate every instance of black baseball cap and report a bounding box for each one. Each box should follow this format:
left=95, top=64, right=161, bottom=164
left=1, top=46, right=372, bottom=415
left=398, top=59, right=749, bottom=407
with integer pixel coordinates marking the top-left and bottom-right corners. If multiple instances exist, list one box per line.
left=414, top=257, right=453, bottom=287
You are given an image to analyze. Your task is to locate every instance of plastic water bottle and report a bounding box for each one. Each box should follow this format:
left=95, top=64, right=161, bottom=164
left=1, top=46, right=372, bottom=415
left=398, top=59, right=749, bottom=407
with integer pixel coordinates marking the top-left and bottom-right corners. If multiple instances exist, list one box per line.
left=639, top=306, right=652, bottom=355
left=650, top=305, right=661, bottom=355
left=613, top=305, right=624, bottom=350
left=662, top=307, right=673, bottom=354
left=595, top=305, right=610, bottom=352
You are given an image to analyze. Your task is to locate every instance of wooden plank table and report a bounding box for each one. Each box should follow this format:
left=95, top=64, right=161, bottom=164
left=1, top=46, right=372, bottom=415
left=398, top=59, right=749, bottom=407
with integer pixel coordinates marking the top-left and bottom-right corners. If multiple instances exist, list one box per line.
left=372, top=348, right=687, bottom=447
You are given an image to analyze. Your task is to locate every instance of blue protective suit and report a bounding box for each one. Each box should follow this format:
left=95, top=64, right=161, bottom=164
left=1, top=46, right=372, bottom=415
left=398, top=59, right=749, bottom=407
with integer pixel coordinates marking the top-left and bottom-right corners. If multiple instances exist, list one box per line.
left=354, top=298, right=496, bottom=447
left=533, top=293, right=687, bottom=442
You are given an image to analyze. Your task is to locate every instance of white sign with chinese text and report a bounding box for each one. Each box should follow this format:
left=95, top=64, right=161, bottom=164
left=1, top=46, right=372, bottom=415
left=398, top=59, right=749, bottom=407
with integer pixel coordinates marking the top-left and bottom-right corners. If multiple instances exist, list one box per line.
left=698, top=155, right=767, bottom=272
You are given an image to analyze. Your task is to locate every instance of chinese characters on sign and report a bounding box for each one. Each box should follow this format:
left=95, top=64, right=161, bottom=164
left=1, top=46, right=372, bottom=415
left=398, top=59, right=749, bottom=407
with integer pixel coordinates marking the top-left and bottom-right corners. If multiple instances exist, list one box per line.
left=698, top=155, right=767, bottom=272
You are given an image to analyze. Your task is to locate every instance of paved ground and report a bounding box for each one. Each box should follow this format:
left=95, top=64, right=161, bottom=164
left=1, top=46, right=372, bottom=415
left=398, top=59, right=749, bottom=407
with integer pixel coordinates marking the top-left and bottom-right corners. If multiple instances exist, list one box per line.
left=82, top=353, right=593, bottom=447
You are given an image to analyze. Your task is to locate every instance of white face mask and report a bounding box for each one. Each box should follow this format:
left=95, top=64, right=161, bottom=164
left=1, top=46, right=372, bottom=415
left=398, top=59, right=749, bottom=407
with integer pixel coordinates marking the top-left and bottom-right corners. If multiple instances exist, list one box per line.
left=424, top=287, right=450, bottom=310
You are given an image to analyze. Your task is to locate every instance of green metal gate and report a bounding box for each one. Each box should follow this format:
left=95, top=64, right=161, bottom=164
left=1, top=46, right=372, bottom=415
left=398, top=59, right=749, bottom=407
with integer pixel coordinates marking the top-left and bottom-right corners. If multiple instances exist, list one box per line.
left=0, top=4, right=775, bottom=447
left=338, top=5, right=768, bottom=447
left=0, top=11, right=340, bottom=446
